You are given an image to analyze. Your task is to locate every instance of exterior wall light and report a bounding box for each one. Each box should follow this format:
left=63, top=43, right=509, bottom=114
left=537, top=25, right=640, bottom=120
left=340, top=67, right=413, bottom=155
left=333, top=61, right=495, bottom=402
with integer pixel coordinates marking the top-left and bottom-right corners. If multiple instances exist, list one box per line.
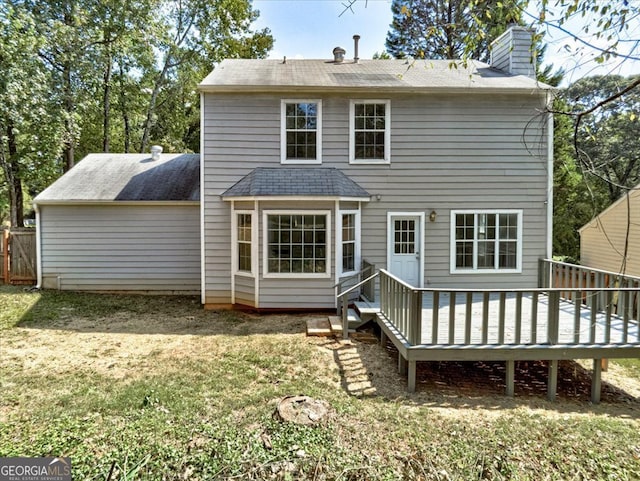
left=429, top=210, right=437, bottom=222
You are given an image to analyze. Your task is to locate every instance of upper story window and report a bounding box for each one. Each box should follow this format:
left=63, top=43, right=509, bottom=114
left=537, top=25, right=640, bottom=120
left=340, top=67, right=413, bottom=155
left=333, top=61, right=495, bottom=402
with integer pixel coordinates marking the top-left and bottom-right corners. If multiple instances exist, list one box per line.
left=281, top=100, right=322, bottom=164
left=350, top=100, right=390, bottom=164
left=450, top=210, right=522, bottom=274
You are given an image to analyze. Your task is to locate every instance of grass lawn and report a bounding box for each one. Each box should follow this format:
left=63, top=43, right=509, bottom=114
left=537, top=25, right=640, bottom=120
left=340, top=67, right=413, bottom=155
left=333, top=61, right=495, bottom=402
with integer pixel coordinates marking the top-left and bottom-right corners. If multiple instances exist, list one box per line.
left=1, top=285, right=640, bottom=480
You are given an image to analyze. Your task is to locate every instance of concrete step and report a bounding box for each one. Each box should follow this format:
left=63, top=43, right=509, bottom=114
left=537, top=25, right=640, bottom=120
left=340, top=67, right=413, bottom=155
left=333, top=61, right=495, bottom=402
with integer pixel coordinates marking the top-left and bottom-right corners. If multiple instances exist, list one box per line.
left=328, top=310, right=360, bottom=336
left=305, top=317, right=333, bottom=337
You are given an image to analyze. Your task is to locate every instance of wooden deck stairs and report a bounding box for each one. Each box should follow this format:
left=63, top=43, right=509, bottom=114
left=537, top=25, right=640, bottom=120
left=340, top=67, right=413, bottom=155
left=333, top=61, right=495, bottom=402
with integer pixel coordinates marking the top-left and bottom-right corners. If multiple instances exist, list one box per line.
left=306, top=298, right=380, bottom=337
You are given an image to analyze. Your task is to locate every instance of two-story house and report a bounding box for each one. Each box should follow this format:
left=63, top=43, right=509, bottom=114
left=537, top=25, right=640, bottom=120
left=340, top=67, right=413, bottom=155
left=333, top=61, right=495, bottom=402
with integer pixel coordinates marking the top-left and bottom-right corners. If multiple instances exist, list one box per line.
left=198, top=26, right=553, bottom=309
left=33, top=26, right=553, bottom=309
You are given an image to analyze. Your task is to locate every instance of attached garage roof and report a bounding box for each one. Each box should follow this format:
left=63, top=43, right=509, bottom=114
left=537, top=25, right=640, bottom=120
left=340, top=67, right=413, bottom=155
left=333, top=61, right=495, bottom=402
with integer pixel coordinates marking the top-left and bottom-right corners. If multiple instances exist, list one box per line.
left=221, top=167, right=370, bottom=200
left=34, top=153, right=200, bottom=203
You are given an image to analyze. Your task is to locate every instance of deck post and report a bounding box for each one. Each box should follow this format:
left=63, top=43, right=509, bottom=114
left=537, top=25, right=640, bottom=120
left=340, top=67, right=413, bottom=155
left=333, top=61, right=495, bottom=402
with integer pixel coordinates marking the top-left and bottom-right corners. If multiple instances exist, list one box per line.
left=591, top=359, right=602, bottom=404
left=547, top=360, right=558, bottom=401
left=506, top=360, right=515, bottom=397
left=398, top=355, right=407, bottom=375
left=380, top=329, right=387, bottom=347
left=407, top=360, right=416, bottom=393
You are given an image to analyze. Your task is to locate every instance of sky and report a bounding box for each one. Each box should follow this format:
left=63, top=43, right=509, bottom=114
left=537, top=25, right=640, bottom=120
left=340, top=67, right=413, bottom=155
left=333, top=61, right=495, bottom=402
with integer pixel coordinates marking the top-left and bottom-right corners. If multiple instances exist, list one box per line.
left=251, top=0, right=640, bottom=85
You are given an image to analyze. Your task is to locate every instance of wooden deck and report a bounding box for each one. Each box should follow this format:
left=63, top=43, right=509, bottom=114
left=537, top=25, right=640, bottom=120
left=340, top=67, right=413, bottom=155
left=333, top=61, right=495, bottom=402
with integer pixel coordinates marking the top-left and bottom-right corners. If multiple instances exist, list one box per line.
left=338, top=260, right=640, bottom=402
left=406, top=292, right=638, bottom=345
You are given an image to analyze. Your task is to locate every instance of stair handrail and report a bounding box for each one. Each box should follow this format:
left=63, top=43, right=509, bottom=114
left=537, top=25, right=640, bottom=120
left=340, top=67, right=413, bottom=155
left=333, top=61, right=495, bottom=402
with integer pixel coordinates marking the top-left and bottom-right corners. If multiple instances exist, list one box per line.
left=336, top=270, right=380, bottom=339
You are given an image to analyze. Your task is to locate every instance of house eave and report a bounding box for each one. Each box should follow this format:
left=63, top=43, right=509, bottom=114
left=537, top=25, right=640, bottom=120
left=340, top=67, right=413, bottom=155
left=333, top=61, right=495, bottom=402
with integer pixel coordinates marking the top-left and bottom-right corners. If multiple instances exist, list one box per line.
left=221, top=195, right=370, bottom=202
left=198, top=84, right=551, bottom=96
left=33, top=200, right=200, bottom=206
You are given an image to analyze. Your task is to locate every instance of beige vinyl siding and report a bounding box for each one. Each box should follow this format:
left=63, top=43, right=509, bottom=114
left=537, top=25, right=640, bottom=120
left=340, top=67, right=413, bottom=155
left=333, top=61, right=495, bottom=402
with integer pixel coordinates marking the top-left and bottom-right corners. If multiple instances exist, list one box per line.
left=202, top=91, right=549, bottom=306
left=580, top=189, right=640, bottom=276
left=39, top=204, right=200, bottom=293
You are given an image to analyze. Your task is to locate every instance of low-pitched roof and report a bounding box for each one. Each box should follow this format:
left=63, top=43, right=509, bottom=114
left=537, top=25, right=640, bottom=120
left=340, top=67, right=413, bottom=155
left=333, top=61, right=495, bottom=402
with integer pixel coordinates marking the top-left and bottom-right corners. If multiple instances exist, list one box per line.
left=34, top=153, right=200, bottom=203
left=199, top=59, right=550, bottom=93
left=221, top=167, right=370, bottom=200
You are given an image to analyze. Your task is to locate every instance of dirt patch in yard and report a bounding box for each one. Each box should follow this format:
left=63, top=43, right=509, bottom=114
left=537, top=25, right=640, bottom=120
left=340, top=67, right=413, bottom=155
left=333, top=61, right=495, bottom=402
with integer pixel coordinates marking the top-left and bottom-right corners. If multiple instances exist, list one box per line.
left=2, top=305, right=640, bottom=421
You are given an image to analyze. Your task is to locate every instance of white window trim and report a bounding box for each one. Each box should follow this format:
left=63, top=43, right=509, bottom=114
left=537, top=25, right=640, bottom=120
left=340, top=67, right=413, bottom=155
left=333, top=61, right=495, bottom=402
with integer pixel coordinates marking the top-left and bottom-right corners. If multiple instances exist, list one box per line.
left=336, top=209, right=361, bottom=278
left=349, top=99, right=391, bottom=165
left=232, top=210, right=257, bottom=278
left=262, top=210, right=332, bottom=279
left=281, top=99, right=322, bottom=165
left=449, top=209, right=523, bottom=274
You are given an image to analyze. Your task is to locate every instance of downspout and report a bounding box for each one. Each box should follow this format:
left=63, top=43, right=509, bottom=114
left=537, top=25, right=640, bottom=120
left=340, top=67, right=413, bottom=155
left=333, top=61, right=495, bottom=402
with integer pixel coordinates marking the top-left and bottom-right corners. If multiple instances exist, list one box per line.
left=546, top=92, right=554, bottom=260
left=34, top=203, right=42, bottom=288
left=200, top=91, right=206, bottom=304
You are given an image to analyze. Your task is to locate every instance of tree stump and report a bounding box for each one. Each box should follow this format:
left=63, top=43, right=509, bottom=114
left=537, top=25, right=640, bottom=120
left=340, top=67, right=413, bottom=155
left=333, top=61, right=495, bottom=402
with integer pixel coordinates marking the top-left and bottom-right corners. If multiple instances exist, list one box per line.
left=275, top=395, right=330, bottom=426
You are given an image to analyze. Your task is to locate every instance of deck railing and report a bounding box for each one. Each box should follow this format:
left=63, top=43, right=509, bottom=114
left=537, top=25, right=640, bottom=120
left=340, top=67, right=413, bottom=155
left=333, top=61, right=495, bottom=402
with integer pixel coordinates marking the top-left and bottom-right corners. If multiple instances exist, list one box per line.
left=540, top=259, right=640, bottom=321
left=378, top=269, right=640, bottom=347
left=335, top=259, right=376, bottom=317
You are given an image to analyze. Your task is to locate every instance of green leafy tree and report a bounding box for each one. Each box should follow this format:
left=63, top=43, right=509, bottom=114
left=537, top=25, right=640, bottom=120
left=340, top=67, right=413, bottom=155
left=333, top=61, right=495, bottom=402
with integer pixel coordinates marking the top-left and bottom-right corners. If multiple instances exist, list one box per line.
left=0, top=4, right=64, bottom=226
left=563, top=74, right=640, bottom=203
left=385, top=0, right=527, bottom=60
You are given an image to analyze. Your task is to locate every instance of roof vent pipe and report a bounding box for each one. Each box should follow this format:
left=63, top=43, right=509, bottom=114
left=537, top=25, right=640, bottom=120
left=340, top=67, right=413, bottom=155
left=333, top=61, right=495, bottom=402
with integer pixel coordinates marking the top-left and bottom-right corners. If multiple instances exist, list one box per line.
left=150, top=145, right=163, bottom=161
left=333, top=46, right=346, bottom=63
left=353, top=35, right=360, bottom=63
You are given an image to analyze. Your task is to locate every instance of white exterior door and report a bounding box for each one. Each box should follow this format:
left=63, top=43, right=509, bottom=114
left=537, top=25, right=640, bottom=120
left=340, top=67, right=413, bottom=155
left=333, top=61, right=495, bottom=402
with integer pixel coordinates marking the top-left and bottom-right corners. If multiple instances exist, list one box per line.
left=388, top=214, right=422, bottom=286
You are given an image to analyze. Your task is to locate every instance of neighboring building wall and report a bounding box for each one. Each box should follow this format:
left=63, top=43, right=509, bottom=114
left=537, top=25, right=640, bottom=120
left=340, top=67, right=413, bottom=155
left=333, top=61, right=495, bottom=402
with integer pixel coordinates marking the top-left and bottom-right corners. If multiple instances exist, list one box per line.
left=39, top=204, right=201, bottom=293
left=580, top=189, right=640, bottom=276
left=202, top=91, right=550, bottom=306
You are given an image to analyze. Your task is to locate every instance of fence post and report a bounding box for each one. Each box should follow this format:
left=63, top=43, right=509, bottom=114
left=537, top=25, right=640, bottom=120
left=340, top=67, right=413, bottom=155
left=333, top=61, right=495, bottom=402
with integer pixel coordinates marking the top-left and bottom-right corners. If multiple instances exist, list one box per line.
left=2, top=230, right=9, bottom=284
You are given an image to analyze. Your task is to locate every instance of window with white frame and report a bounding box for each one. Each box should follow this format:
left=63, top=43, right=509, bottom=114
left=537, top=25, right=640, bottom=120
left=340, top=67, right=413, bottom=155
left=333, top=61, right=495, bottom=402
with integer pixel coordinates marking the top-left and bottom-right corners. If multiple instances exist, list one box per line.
left=451, top=211, right=522, bottom=273
left=339, top=211, right=361, bottom=275
left=350, top=100, right=390, bottom=163
left=265, top=212, right=330, bottom=276
left=236, top=213, right=252, bottom=273
left=281, top=100, right=322, bottom=164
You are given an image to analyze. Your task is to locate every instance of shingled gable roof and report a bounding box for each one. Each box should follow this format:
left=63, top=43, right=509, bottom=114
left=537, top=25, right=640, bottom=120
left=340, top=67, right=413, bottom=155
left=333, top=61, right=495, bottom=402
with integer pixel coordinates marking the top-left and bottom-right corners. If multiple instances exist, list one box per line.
left=199, top=58, right=550, bottom=93
left=221, top=167, right=370, bottom=200
left=34, top=153, right=200, bottom=203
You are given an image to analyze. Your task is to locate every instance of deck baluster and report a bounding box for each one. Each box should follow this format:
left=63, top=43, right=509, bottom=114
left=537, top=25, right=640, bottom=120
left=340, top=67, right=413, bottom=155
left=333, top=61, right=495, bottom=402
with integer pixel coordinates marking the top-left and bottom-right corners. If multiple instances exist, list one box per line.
left=498, top=292, right=506, bottom=344
left=531, top=292, right=539, bottom=343
left=589, top=293, right=597, bottom=344
left=449, top=292, right=456, bottom=344
left=515, top=292, right=522, bottom=344
left=573, top=294, right=581, bottom=344
left=548, top=291, right=560, bottom=345
left=482, top=292, right=490, bottom=344
left=465, top=292, right=473, bottom=344
left=432, top=291, right=440, bottom=344
left=623, top=289, right=630, bottom=344
left=413, top=290, right=423, bottom=345
left=605, top=290, right=613, bottom=344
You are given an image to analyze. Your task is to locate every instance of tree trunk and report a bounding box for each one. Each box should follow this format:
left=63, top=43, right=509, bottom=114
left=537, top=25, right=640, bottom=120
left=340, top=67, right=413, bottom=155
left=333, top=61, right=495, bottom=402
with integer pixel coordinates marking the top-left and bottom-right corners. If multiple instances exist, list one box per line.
left=102, top=47, right=112, bottom=152
left=5, top=124, right=23, bottom=227
left=118, top=63, right=131, bottom=152
left=62, top=3, right=76, bottom=172
left=139, top=56, right=172, bottom=153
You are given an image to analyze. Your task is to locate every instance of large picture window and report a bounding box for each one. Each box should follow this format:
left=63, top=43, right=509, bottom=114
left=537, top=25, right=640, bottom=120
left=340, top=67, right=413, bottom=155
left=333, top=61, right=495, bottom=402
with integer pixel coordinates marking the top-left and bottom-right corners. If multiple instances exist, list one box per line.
left=281, top=100, right=322, bottom=164
left=451, top=210, right=522, bottom=273
left=350, top=100, right=390, bottom=163
left=265, top=212, right=330, bottom=277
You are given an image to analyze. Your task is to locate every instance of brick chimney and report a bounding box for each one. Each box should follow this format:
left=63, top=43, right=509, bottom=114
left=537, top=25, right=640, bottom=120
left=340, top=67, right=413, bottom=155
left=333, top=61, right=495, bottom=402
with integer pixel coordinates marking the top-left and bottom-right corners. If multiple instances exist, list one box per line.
left=490, top=26, right=536, bottom=78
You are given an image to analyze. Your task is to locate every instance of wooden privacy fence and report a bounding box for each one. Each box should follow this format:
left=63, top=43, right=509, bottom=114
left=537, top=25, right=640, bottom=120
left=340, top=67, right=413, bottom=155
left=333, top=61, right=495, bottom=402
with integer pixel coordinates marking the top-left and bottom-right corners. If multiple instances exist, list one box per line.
left=2, top=228, right=37, bottom=285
